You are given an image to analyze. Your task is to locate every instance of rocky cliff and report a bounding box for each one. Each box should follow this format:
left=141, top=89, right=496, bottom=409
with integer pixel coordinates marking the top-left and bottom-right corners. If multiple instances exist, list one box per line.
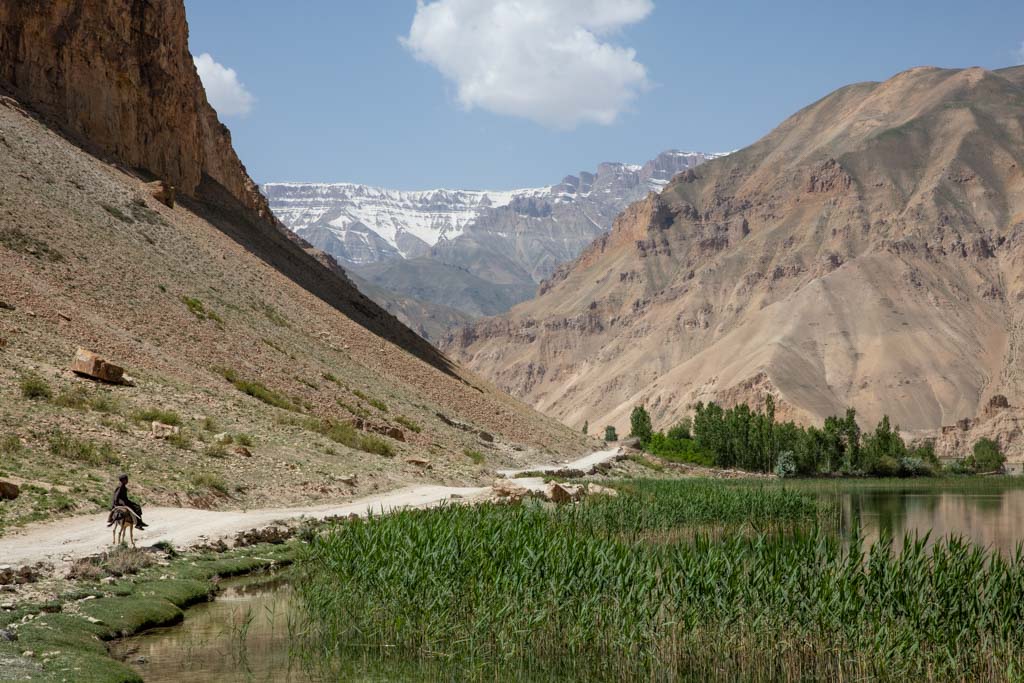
left=444, top=66, right=1024, bottom=460
left=0, top=0, right=272, bottom=223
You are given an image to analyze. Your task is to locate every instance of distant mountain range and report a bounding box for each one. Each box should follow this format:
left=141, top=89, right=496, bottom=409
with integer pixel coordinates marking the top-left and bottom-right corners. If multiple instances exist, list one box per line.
left=265, top=150, right=726, bottom=337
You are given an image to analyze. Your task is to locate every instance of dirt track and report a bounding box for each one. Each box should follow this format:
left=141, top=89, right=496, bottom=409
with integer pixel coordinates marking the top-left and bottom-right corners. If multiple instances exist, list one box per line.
left=0, top=448, right=621, bottom=568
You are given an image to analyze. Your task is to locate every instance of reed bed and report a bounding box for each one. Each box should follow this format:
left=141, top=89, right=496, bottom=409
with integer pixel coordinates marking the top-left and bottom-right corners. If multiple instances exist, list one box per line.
left=293, top=481, right=1024, bottom=681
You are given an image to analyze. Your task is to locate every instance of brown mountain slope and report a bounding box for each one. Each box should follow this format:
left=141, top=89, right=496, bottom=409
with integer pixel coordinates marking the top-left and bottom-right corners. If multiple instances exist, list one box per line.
left=0, top=1, right=588, bottom=531
left=444, top=66, right=1024, bottom=458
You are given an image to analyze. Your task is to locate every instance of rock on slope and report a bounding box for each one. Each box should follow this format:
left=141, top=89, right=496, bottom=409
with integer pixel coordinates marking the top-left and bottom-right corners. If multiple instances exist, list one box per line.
left=0, top=0, right=589, bottom=521
left=445, top=66, right=1024, bottom=460
left=265, top=152, right=723, bottom=328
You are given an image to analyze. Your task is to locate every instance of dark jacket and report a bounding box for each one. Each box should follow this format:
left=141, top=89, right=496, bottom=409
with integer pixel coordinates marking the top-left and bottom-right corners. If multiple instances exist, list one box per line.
left=111, top=483, right=133, bottom=510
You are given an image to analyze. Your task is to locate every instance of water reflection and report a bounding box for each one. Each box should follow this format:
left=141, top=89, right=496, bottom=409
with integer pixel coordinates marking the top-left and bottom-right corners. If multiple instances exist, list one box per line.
left=110, top=573, right=322, bottom=683
left=838, top=487, right=1024, bottom=554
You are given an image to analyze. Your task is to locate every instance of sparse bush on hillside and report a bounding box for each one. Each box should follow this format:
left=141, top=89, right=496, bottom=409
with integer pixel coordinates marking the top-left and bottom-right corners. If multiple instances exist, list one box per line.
left=48, top=430, right=118, bottom=466
left=53, top=385, right=91, bottom=409
left=464, top=448, right=485, bottom=465
left=338, top=401, right=369, bottom=419
left=353, top=389, right=388, bottom=413
left=1, top=434, right=23, bottom=455
left=165, top=430, right=192, bottom=450
left=181, top=296, right=223, bottom=323
left=604, top=425, right=618, bottom=442
left=235, top=433, right=255, bottom=447
left=101, top=203, right=133, bottom=223
left=396, top=416, right=422, bottom=433
left=190, top=472, right=229, bottom=495
left=215, top=367, right=298, bottom=411
left=257, top=301, right=290, bottom=328
left=360, top=435, right=394, bottom=457
left=20, top=373, right=53, bottom=400
left=204, top=443, right=229, bottom=459
left=132, top=407, right=182, bottom=425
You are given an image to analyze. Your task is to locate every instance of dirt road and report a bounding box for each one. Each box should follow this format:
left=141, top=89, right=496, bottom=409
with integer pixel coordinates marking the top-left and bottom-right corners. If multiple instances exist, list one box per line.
left=0, top=447, right=622, bottom=568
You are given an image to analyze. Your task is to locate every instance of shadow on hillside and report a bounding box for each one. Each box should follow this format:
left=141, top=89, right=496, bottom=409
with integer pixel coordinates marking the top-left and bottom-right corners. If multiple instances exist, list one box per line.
left=188, top=175, right=465, bottom=382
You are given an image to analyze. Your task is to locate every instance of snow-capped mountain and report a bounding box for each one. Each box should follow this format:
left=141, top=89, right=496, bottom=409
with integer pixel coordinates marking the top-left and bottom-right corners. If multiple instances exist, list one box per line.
left=263, top=184, right=550, bottom=263
left=264, top=149, right=726, bottom=339
left=263, top=150, right=724, bottom=267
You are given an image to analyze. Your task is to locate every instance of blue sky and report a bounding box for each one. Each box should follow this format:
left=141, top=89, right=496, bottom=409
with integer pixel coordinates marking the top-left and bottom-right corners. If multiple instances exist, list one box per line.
left=184, top=0, right=1024, bottom=190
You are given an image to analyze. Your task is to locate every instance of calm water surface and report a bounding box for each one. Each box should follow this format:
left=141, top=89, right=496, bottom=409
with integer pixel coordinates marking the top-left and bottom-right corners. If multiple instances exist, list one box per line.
left=114, top=484, right=1024, bottom=682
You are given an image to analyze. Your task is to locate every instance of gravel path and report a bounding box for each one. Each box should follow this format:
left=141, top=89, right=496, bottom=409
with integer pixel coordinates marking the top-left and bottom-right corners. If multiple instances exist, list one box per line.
left=0, top=447, right=622, bottom=568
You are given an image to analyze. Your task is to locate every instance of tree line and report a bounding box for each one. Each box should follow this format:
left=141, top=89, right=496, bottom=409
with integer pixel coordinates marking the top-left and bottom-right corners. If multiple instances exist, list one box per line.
left=620, top=398, right=1005, bottom=477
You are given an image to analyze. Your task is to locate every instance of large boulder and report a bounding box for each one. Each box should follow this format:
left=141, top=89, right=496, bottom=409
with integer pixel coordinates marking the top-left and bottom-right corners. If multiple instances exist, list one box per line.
left=545, top=482, right=583, bottom=504
left=70, top=348, right=124, bottom=384
left=491, top=479, right=531, bottom=504
left=0, top=480, right=19, bottom=500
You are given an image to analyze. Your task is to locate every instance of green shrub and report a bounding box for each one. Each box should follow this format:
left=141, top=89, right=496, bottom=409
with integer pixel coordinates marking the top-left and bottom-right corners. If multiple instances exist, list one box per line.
left=166, top=431, right=192, bottom=450
left=464, top=448, right=485, bottom=465
left=53, top=386, right=91, bottom=409
left=215, top=368, right=297, bottom=412
left=604, top=425, right=618, bottom=442
left=48, top=430, right=118, bottom=466
left=204, top=443, right=229, bottom=459
left=396, top=416, right=422, bottom=433
left=190, top=473, right=229, bottom=495
left=968, top=438, right=1005, bottom=473
left=774, top=451, right=797, bottom=478
left=338, top=401, right=369, bottom=418
left=234, top=433, right=255, bottom=447
left=19, top=373, right=52, bottom=400
left=360, top=435, right=394, bottom=457
left=353, top=390, right=388, bottom=412
left=89, top=391, right=121, bottom=414
left=132, top=408, right=182, bottom=426
left=1, top=434, right=23, bottom=455
left=181, top=296, right=223, bottom=323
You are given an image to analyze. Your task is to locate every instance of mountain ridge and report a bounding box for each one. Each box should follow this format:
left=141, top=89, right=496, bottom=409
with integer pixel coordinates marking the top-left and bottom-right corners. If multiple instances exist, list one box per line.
left=444, top=65, right=1024, bottom=461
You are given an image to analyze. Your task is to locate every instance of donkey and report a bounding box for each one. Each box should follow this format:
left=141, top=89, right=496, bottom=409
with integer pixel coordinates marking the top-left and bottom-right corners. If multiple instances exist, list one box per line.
left=109, top=505, right=138, bottom=548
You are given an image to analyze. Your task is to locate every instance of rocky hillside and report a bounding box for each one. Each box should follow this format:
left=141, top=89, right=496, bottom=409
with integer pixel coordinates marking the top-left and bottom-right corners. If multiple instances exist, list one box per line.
left=0, top=0, right=590, bottom=532
left=444, top=66, right=1024, bottom=461
left=266, top=151, right=723, bottom=331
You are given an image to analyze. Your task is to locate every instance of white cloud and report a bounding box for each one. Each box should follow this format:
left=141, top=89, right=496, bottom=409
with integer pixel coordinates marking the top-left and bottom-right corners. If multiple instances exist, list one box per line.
left=194, top=53, right=255, bottom=117
left=403, top=0, right=653, bottom=129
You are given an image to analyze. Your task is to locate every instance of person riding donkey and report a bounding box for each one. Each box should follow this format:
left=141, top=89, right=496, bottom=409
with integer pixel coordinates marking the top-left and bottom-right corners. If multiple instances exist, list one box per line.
left=107, top=474, right=148, bottom=530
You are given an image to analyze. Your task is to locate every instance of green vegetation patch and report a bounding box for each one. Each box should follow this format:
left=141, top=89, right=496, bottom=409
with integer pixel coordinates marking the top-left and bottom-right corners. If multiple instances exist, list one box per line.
left=19, top=373, right=53, bottom=400
left=395, top=416, right=422, bottom=433
left=295, top=481, right=1024, bottom=681
left=463, top=448, right=485, bottom=465
left=132, top=407, right=182, bottom=425
left=181, top=296, right=223, bottom=323
left=48, top=429, right=118, bottom=466
left=215, top=367, right=298, bottom=412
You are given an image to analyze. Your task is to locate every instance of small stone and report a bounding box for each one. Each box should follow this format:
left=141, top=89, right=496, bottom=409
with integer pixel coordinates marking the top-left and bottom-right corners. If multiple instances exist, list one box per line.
left=233, top=446, right=253, bottom=458
left=405, top=457, right=431, bottom=469
left=213, top=432, right=231, bottom=444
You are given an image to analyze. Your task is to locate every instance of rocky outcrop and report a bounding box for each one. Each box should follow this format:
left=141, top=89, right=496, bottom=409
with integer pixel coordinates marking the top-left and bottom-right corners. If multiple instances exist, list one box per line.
left=0, top=0, right=272, bottom=223
left=70, top=348, right=125, bottom=384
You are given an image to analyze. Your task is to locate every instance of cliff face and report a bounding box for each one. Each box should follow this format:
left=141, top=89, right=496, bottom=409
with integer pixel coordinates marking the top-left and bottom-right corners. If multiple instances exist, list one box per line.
left=444, top=66, right=1024, bottom=459
left=0, top=0, right=271, bottom=222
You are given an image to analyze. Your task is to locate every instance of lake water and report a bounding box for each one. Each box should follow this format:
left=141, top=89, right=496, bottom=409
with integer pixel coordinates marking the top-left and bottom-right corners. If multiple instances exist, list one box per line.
left=113, top=482, right=1024, bottom=682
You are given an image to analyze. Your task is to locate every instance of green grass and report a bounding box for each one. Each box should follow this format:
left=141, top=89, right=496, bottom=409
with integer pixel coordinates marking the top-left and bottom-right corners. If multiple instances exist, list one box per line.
left=1, top=433, right=23, bottom=455
left=353, top=389, right=388, bottom=412
left=359, top=435, right=394, bottom=457
left=48, top=430, right=119, bottom=466
left=166, top=430, right=192, bottom=450
left=204, top=443, right=229, bottom=459
left=19, top=373, right=52, bottom=400
left=294, top=480, right=1024, bottom=681
left=181, top=296, right=223, bottom=323
left=463, top=448, right=485, bottom=464
left=215, top=367, right=298, bottom=412
left=395, top=416, right=422, bottom=433
left=338, top=401, right=369, bottom=418
left=190, top=472, right=229, bottom=495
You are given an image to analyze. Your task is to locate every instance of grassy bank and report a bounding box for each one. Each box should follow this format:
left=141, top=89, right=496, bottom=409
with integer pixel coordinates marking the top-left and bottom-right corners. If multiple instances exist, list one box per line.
left=294, top=479, right=1024, bottom=681
left=0, top=544, right=294, bottom=683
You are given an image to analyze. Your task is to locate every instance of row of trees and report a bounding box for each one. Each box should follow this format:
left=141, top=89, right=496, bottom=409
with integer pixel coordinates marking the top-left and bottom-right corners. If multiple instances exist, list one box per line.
left=627, top=399, right=1005, bottom=477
